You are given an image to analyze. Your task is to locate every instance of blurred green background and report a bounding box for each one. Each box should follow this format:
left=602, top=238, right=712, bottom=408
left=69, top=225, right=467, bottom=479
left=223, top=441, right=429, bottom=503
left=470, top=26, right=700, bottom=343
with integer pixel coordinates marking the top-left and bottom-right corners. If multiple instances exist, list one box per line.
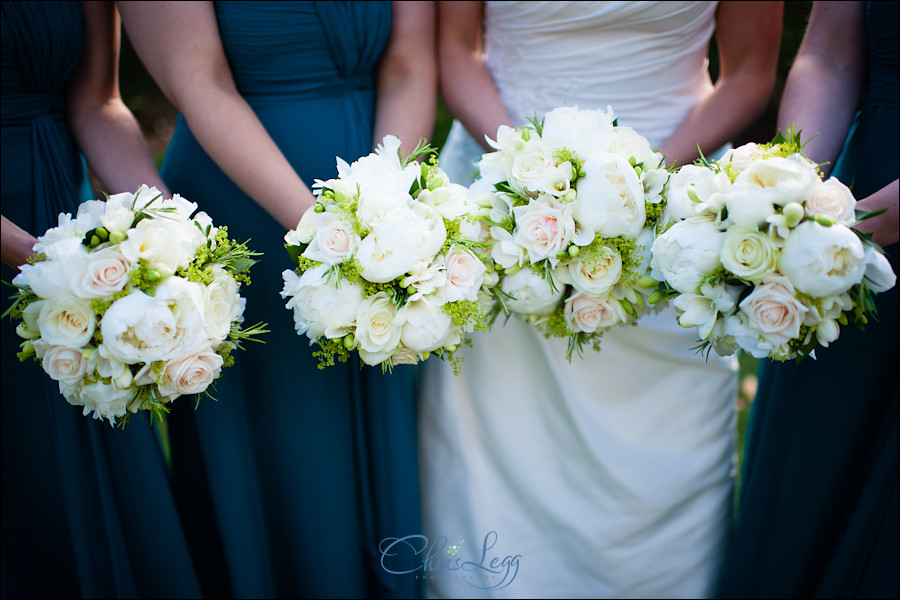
left=118, top=2, right=815, bottom=475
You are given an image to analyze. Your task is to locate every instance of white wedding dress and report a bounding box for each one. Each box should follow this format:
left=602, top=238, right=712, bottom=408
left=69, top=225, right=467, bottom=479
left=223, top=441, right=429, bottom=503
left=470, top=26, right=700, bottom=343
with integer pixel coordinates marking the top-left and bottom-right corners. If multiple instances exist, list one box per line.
left=419, top=2, right=739, bottom=598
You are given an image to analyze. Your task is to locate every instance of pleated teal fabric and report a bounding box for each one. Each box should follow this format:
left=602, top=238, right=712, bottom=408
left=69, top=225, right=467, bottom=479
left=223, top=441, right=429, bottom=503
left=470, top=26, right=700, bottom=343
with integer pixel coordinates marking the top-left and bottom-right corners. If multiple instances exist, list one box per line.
left=716, top=2, right=899, bottom=597
left=160, top=3, right=422, bottom=597
left=1, top=2, right=201, bottom=598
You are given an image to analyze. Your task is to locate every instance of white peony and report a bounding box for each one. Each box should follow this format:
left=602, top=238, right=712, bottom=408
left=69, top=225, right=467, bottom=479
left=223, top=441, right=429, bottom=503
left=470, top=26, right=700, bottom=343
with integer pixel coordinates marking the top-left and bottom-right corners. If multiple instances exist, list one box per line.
left=281, top=266, right=362, bottom=339
left=540, top=105, right=616, bottom=159
left=356, top=202, right=446, bottom=283
left=779, top=220, right=866, bottom=297
left=650, top=217, right=724, bottom=294
left=399, top=296, right=454, bottom=353
left=574, top=153, right=646, bottom=238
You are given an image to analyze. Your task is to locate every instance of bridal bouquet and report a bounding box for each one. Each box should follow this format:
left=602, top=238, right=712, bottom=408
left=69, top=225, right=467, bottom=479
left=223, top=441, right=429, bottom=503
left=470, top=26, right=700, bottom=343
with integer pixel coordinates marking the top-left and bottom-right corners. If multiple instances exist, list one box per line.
left=4, top=185, right=264, bottom=425
left=281, top=135, right=493, bottom=371
left=650, top=131, right=896, bottom=361
left=472, top=105, right=670, bottom=359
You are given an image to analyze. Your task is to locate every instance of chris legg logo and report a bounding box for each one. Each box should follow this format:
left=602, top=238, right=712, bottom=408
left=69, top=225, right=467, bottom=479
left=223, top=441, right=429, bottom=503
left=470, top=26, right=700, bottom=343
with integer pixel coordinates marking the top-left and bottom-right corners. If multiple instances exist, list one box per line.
left=379, top=531, right=521, bottom=591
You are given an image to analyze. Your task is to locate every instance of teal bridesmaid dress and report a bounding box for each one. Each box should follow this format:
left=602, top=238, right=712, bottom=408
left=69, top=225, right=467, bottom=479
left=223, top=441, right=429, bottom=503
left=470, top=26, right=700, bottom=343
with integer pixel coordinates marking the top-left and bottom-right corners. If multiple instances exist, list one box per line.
left=716, top=2, right=899, bottom=597
left=159, top=3, right=422, bottom=597
left=1, top=2, right=201, bottom=598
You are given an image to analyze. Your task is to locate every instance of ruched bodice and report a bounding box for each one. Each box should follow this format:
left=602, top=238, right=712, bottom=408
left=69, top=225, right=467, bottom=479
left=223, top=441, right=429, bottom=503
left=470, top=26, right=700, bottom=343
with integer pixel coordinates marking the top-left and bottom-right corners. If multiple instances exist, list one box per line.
left=422, top=3, right=737, bottom=597
left=214, top=1, right=390, bottom=102
left=485, top=0, right=716, bottom=145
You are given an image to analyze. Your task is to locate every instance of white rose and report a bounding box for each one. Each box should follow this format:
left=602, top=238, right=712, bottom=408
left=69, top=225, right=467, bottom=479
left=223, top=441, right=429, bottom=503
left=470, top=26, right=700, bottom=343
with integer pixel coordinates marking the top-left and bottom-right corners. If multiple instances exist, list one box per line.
left=302, top=212, right=360, bottom=265
left=564, top=293, right=626, bottom=333
left=440, top=247, right=487, bottom=303
left=355, top=292, right=405, bottom=365
left=512, top=198, right=576, bottom=266
left=37, top=296, right=96, bottom=348
left=575, top=153, right=646, bottom=238
left=71, top=247, right=132, bottom=298
left=281, top=266, right=363, bottom=339
left=500, top=268, right=565, bottom=315
left=779, top=221, right=866, bottom=297
left=720, top=223, right=779, bottom=282
left=157, top=348, right=224, bottom=399
left=203, top=266, right=244, bottom=345
left=666, top=165, right=732, bottom=222
left=540, top=105, right=616, bottom=159
left=739, top=275, right=808, bottom=348
left=509, top=138, right=555, bottom=194
left=558, top=247, right=622, bottom=296
left=862, top=245, right=897, bottom=293
left=399, top=296, right=454, bottom=353
left=356, top=202, right=446, bottom=283
left=805, top=178, right=857, bottom=225
left=42, top=345, right=88, bottom=384
left=650, top=217, right=724, bottom=294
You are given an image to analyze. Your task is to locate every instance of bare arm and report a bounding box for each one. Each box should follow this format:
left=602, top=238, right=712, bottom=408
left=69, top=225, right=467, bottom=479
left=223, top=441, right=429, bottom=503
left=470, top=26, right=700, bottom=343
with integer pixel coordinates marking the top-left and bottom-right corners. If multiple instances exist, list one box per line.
left=778, top=1, right=896, bottom=247
left=374, top=1, right=438, bottom=156
left=437, top=0, right=510, bottom=151
left=66, top=1, right=166, bottom=195
left=659, top=1, right=784, bottom=166
left=116, top=1, right=315, bottom=231
left=777, top=1, right=865, bottom=174
left=1, top=217, right=38, bottom=270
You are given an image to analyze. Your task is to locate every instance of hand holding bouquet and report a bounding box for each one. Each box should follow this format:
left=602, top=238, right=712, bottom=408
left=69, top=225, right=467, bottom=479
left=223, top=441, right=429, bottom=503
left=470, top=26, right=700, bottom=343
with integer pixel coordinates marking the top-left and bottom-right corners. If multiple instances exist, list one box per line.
left=650, top=130, right=896, bottom=361
left=4, top=185, right=264, bottom=425
left=281, top=136, right=493, bottom=371
left=472, top=106, right=669, bottom=359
